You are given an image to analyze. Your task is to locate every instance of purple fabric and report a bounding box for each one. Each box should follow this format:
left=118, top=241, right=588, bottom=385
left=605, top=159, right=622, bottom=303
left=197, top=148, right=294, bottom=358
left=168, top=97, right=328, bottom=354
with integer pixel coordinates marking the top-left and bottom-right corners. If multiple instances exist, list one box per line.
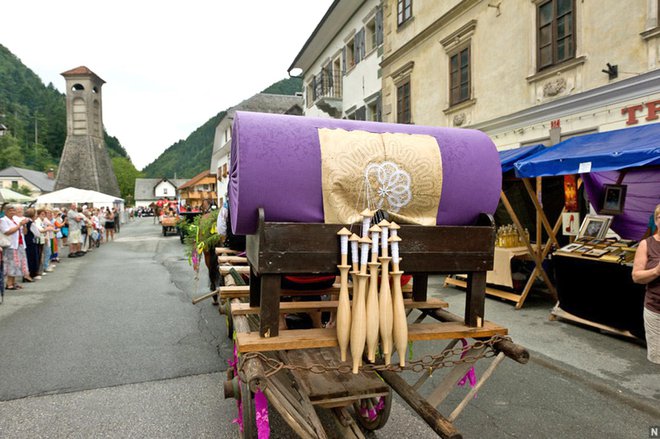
left=229, top=111, right=502, bottom=235
left=582, top=169, right=660, bottom=240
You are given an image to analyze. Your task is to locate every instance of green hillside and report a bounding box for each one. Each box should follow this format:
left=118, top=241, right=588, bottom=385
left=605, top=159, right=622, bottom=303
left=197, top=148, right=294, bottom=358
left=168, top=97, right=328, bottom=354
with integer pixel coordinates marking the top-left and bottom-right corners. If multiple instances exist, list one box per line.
left=141, top=111, right=226, bottom=179
left=0, top=43, right=129, bottom=172
left=141, top=76, right=303, bottom=178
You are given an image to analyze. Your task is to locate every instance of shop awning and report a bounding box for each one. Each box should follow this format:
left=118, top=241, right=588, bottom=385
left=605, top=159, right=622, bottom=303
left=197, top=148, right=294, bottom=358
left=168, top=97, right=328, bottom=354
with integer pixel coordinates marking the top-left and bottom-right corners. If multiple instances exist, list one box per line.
left=499, top=144, right=545, bottom=173
left=514, top=123, right=660, bottom=178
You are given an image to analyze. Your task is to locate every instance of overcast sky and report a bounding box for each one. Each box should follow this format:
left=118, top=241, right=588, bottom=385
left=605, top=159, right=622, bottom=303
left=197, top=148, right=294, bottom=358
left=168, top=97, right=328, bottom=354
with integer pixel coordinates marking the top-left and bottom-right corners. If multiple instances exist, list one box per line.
left=0, top=0, right=333, bottom=169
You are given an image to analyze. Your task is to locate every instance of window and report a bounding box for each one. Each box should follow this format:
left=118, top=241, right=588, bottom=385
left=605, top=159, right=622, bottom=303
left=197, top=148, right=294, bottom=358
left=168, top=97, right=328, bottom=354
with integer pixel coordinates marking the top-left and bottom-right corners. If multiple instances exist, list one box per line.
left=537, top=0, right=575, bottom=70
left=397, top=81, right=411, bottom=124
left=398, top=0, right=412, bottom=26
left=345, top=37, right=356, bottom=70
left=366, top=18, right=377, bottom=53
left=354, top=106, right=367, bottom=121
left=367, top=96, right=382, bottom=122
left=163, top=188, right=168, bottom=195
left=366, top=7, right=384, bottom=53
left=11, top=180, right=18, bottom=189
left=449, top=46, right=470, bottom=106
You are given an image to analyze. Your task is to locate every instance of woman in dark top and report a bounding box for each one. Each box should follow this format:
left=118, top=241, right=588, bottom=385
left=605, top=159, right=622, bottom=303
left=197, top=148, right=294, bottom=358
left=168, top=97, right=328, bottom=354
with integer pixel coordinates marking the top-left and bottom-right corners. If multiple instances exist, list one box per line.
left=633, top=204, right=660, bottom=364
left=23, top=208, right=40, bottom=281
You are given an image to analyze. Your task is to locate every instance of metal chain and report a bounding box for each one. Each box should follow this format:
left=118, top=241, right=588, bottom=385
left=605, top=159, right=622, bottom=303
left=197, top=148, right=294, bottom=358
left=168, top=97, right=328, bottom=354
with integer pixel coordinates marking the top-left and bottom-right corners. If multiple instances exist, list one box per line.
left=238, top=335, right=511, bottom=380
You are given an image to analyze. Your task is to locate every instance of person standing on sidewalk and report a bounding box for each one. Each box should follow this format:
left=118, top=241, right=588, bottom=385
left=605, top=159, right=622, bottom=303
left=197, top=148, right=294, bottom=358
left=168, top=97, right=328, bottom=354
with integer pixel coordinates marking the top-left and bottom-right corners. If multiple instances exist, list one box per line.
left=633, top=204, right=660, bottom=364
left=67, top=203, right=83, bottom=257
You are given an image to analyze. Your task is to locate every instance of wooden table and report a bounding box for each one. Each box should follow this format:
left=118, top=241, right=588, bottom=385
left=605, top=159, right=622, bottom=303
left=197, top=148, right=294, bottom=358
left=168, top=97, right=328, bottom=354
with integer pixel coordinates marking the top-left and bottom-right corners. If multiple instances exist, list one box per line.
left=445, top=245, right=536, bottom=308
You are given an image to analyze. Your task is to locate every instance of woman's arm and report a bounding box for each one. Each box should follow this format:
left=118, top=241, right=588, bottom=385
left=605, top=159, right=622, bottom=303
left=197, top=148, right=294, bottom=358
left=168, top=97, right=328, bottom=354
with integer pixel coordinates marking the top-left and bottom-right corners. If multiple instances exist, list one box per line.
left=632, top=239, right=660, bottom=284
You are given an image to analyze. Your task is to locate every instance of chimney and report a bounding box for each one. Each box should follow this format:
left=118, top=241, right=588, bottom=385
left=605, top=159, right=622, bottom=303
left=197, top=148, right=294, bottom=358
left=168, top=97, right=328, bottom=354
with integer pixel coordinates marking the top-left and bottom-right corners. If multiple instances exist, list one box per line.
left=47, top=168, right=55, bottom=179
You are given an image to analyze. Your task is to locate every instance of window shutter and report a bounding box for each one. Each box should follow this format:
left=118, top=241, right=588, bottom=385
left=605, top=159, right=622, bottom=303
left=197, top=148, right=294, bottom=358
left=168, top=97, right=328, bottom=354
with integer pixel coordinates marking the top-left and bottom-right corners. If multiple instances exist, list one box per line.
left=353, top=35, right=359, bottom=65
left=311, top=76, right=317, bottom=101
left=376, top=95, right=382, bottom=122
left=360, top=28, right=366, bottom=60
left=342, top=46, right=346, bottom=75
left=376, top=8, right=383, bottom=46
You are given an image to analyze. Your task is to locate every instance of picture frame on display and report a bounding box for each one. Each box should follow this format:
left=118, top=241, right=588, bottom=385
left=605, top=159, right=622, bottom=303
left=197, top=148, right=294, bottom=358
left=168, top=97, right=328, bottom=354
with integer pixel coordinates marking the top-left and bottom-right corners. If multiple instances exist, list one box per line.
left=577, top=214, right=612, bottom=240
left=600, top=184, right=627, bottom=215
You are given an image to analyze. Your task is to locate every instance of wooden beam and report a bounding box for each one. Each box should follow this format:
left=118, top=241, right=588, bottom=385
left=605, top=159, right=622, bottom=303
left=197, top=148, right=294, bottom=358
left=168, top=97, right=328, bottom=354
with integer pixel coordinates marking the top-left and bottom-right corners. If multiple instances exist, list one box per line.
left=231, top=297, right=449, bottom=315
left=219, top=283, right=414, bottom=299
left=236, top=321, right=507, bottom=353
left=380, top=370, right=462, bottom=439
left=215, top=247, right=239, bottom=255
left=218, top=255, right=248, bottom=264
left=522, top=178, right=559, bottom=248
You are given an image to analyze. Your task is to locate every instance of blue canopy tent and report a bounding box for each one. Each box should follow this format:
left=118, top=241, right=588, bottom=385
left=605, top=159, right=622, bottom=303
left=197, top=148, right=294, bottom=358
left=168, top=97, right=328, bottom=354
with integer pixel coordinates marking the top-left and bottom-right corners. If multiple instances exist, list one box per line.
left=512, top=123, right=660, bottom=239
left=499, top=144, right=545, bottom=173
left=513, top=123, right=660, bottom=177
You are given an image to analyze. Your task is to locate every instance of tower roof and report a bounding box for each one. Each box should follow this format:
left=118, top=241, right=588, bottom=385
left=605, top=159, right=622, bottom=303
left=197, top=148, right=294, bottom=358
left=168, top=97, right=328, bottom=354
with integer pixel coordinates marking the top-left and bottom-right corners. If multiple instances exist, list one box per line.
left=61, top=66, right=105, bottom=84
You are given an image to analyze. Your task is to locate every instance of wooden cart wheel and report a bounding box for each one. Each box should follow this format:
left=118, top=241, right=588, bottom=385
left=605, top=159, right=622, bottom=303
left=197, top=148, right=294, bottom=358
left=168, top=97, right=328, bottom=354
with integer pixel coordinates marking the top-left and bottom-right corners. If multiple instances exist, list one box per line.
left=239, top=379, right=257, bottom=439
left=352, top=388, right=392, bottom=431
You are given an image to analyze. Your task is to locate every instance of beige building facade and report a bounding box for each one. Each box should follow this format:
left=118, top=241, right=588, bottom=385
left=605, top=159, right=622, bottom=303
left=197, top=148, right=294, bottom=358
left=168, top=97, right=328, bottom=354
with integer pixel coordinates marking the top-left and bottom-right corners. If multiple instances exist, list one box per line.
left=380, top=0, right=660, bottom=146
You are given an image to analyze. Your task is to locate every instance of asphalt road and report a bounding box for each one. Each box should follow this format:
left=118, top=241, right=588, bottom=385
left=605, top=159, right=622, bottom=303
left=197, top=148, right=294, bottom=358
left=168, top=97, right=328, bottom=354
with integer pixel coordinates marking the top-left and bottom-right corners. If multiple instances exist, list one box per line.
left=0, top=218, right=657, bottom=438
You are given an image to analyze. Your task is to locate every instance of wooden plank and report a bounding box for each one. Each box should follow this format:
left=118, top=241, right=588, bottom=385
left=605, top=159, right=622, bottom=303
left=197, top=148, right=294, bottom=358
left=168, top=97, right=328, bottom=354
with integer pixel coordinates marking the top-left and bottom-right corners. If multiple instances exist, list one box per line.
left=231, top=297, right=448, bottom=315
left=215, top=247, right=239, bottom=255
left=217, top=255, right=248, bottom=264
left=220, top=266, right=250, bottom=275
left=550, top=304, right=636, bottom=339
left=236, top=321, right=508, bottom=353
left=285, top=348, right=389, bottom=404
left=444, top=277, right=523, bottom=304
left=247, top=209, right=495, bottom=275
left=219, top=283, right=413, bottom=299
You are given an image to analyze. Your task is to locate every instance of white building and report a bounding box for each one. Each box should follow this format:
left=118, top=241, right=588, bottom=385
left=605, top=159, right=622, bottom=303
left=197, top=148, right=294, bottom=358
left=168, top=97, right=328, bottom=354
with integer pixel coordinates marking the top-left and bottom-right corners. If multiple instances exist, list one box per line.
left=289, top=0, right=384, bottom=121
left=133, top=177, right=188, bottom=208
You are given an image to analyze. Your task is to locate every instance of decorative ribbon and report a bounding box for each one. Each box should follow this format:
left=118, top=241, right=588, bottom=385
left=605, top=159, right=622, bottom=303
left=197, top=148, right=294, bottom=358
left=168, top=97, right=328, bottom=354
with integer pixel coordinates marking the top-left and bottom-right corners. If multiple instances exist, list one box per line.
left=457, top=338, right=478, bottom=393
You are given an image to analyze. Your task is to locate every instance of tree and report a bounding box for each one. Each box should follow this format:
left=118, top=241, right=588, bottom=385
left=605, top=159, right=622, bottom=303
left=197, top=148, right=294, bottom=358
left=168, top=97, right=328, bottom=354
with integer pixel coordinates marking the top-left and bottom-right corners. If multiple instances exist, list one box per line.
left=16, top=185, right=32, bottom=196
left=0, top=133, right=25, bottom=168
left=112, top=156, right=143, bottom=202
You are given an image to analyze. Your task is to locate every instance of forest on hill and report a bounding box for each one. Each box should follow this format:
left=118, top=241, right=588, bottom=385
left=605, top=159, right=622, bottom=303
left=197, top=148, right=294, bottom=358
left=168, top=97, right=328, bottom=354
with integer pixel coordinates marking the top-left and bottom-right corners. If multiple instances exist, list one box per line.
left=141, top=77, right=302, bottom=179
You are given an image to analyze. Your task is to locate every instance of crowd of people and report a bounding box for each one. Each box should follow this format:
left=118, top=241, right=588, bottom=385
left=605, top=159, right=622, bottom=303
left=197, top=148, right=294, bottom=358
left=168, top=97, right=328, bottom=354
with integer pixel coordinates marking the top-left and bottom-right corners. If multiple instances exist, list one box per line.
left=0, top=202, right=120, bottom=300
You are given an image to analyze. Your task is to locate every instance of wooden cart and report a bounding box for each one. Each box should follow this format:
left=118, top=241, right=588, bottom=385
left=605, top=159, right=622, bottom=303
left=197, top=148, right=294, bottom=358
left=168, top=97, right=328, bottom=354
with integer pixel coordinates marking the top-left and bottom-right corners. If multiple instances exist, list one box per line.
left=216, top=209, right=529, bottom=438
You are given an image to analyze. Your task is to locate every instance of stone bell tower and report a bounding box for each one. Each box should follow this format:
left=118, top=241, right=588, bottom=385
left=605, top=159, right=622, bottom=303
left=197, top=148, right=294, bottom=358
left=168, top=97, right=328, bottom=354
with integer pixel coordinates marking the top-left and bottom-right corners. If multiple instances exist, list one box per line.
left=54, top=66, right=121, bottom=197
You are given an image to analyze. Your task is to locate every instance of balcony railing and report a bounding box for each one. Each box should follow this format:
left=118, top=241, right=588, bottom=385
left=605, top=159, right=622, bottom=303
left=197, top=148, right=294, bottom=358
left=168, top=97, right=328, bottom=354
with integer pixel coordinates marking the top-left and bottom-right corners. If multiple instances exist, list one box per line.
left=313, top=70, right=342, bottom=101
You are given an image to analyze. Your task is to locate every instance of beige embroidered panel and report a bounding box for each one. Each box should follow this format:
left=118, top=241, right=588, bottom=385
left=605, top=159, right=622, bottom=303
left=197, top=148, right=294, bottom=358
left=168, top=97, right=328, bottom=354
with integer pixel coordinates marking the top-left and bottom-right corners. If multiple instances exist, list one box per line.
left=318, top=128, right=443, bottom=225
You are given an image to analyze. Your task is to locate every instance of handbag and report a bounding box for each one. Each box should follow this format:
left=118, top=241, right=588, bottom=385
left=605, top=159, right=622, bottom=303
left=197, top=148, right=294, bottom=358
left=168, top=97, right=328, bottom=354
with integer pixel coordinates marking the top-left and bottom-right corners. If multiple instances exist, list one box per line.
left=0, top=232, right=11, bottom=248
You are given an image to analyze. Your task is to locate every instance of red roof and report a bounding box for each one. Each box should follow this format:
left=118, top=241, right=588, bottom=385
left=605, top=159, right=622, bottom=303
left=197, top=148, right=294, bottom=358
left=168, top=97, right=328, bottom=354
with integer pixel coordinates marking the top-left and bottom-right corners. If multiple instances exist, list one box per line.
left=61, top=66, right=105, bottom=84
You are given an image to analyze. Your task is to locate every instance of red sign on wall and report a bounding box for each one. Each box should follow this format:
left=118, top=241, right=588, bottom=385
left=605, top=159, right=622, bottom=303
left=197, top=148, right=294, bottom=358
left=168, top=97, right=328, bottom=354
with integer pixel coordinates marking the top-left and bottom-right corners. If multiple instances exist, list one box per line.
left=621, top=100, right=660, bottom=125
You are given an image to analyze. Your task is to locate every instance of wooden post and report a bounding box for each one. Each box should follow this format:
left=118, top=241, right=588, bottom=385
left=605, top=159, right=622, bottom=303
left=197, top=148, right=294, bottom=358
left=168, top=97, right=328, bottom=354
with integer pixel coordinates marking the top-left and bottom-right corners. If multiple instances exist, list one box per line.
left=412, top=274, right=428, bottom=302
left=249, top=268, right=261, bottom=307
left=465, top=271, right=486, bottom=327
left=336, top=265, right=352, bottom=362
left=259, top=274, right=280, bottom=338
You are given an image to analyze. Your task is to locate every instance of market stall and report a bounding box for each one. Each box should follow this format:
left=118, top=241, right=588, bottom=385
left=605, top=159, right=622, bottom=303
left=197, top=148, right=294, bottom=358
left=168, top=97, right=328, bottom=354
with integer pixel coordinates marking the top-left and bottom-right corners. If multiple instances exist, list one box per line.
left=445, top=144, right=560, bottom=309
left=513, top=122, right=660, bottom=337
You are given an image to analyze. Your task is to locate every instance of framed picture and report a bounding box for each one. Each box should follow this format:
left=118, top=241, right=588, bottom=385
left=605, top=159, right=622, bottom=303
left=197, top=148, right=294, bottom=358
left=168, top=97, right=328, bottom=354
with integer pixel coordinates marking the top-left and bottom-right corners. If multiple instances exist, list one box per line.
left=558, top=243, right=583, bottom=253
left=600, top=184, right=627, bottom=215
left=577, top=214, right=612, bottom=240
left=583, top=248, right=609, bottom=258
left=562, top=212, right=580, bottom=236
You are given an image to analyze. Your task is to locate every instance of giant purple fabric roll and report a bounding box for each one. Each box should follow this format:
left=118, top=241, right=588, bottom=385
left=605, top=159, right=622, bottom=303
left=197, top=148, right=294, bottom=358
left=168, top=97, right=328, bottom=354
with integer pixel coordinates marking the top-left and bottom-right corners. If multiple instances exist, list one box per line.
left=229, top=111, right=501, bottom=235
